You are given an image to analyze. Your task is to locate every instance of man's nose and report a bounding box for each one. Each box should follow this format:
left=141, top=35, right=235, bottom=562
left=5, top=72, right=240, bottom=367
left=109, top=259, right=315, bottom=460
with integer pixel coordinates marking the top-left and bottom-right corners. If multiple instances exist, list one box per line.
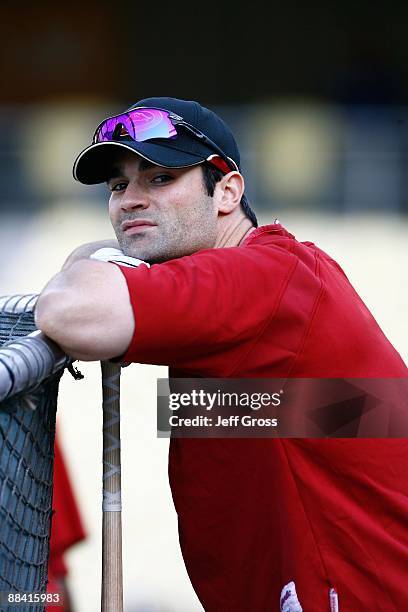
left=120, top=183, right=149, bottom=212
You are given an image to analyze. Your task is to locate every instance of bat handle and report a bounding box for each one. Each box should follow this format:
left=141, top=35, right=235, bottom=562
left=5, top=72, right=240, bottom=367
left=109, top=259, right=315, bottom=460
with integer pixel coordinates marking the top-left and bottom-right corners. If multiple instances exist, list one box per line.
left=101, top=361, right=123, bottom=612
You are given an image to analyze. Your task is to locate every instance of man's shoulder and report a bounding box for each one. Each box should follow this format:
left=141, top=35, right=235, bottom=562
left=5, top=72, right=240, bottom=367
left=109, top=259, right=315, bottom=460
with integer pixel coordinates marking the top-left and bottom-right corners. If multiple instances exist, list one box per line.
left=242, top=223, right=313, bottom=252
left=242, top=222, right=295, bottom=245
left=242, top=222, right=347, bottom=273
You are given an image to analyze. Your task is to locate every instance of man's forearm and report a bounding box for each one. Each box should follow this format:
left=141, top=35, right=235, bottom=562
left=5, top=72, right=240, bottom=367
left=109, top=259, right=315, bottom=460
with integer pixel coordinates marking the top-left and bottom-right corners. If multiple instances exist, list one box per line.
left=35, top=259, right=134, bottom=361
left=61, top=240, right=120, bottom=270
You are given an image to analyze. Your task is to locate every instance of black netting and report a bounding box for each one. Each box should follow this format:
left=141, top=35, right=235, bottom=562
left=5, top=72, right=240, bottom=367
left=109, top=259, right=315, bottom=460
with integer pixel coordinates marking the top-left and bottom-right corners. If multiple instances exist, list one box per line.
left=0, top=298, right=63, bottom=611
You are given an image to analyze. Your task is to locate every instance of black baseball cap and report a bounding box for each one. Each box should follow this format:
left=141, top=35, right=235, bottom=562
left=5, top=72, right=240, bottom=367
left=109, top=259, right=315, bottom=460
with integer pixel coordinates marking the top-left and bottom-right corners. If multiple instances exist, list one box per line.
left=73, top=97, right=242, bottom=184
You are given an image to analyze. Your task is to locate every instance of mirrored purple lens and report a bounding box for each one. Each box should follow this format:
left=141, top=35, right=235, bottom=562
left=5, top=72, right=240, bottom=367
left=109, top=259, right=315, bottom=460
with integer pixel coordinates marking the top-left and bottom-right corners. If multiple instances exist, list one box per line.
left=94, top=108, right=178, bottom=143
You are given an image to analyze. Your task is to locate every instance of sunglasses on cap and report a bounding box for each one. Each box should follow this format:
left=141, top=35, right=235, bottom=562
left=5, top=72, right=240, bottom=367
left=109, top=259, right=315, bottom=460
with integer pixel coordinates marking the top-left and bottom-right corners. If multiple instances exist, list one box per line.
left=93, top=107, right=239, bottom=175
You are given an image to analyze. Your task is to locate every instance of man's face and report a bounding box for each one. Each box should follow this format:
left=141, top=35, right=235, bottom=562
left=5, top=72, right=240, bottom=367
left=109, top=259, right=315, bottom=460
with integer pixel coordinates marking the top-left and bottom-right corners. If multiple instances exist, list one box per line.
left=107, top=150, right=218, bottom=263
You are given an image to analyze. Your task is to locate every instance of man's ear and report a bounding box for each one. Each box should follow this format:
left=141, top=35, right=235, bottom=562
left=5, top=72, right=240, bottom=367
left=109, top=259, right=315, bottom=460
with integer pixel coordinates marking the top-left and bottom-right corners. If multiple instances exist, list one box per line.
left=215, top=172, right=245, bottom=214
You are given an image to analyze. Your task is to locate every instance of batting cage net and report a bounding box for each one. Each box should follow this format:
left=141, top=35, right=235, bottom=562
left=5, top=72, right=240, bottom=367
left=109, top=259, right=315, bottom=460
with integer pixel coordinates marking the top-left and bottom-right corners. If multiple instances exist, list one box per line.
left=0, top=294, right=68, bottom=609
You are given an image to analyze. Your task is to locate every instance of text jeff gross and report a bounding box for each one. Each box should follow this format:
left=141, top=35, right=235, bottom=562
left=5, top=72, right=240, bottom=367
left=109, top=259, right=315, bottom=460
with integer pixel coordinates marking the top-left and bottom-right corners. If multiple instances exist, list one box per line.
left=169, top=415, right=278, bottom=427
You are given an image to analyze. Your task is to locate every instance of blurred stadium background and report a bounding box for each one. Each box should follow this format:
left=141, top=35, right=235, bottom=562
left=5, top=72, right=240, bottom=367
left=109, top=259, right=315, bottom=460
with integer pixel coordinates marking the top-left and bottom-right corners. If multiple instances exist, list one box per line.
left=1, top=3, right=407, bottom=610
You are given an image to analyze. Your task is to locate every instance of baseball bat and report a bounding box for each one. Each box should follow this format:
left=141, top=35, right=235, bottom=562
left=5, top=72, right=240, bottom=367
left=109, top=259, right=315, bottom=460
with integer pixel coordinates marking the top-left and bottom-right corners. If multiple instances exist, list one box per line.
left=101, top=361, right=123, bottom=611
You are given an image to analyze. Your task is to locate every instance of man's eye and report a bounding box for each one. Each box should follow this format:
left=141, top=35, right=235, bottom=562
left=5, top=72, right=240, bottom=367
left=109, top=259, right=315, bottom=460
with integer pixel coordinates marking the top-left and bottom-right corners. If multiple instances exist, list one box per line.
left=152, top=174, right=173, bottom=184
left=110, top=182, right=127, bottom=192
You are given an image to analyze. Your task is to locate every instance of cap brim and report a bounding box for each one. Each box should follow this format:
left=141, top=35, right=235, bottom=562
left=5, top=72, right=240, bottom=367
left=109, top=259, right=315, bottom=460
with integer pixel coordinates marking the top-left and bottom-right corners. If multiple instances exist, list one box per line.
left=73, top=139, right=212, bottom=185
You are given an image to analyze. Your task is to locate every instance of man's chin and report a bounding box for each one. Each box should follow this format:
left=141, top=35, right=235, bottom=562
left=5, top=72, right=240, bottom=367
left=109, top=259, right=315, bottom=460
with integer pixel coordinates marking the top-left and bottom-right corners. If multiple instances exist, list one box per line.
left=118, top=239, right=150, bottom=262
left=118, top=237, right=186, bottom=265
left=119, top=244, right=166, bottom=265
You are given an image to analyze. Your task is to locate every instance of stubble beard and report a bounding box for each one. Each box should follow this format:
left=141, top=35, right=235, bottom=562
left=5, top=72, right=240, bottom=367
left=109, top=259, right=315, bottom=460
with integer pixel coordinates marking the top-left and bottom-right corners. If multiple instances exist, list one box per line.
left=114, top=205, right=217, bottom=265
left=115, top=228, right=175, bottom=264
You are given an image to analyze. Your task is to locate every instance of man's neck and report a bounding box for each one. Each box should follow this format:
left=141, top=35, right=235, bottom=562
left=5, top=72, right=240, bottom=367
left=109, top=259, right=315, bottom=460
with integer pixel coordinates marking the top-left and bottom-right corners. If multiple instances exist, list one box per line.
left=215, top=217, right=255, bottom=249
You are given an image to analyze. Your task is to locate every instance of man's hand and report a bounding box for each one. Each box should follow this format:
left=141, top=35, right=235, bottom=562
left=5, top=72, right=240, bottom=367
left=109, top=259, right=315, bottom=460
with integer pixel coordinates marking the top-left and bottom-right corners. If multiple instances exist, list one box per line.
left=61, top=240, right=120, bottom=270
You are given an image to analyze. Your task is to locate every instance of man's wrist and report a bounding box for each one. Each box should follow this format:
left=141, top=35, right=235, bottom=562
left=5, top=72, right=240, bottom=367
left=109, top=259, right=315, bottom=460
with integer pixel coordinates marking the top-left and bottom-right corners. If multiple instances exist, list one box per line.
left=90, top=248, right=150, bottom=269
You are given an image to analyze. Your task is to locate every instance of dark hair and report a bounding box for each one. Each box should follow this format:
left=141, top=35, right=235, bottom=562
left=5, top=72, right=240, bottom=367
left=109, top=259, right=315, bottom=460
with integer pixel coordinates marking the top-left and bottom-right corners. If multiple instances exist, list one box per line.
left=202, top=164, right=258, bottom=228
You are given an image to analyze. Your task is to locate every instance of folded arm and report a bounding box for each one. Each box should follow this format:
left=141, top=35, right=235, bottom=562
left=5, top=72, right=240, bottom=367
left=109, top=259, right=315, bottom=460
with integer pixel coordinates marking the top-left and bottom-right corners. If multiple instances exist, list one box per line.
left=34, top=259, right=135, bottom=361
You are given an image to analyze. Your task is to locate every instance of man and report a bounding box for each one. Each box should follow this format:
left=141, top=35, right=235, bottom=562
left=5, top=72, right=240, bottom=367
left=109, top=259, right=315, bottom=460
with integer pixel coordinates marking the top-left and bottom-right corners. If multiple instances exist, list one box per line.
left=35, top=97, right=408, bottom=611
